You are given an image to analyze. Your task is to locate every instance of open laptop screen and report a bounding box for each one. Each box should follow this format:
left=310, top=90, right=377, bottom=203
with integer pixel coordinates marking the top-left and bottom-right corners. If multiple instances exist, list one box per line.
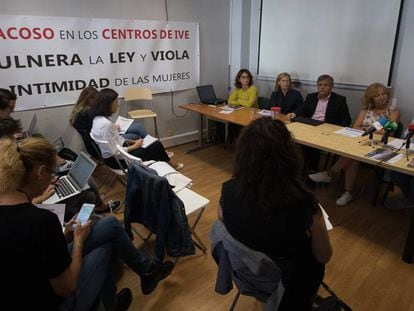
left=196, top=85, right=217, bottom=102
left=68, top=152, right=97, bottom=189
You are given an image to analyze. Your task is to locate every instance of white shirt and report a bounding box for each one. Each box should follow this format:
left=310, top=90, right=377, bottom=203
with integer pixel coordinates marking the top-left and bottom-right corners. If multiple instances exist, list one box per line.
left=91, top=116, right=125, bottom=159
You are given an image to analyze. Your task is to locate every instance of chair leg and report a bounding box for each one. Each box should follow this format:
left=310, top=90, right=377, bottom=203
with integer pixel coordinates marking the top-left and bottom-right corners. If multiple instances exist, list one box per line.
left=229, top=291, right=241, bottom=311
left=153, top=117, right=159, bottom=138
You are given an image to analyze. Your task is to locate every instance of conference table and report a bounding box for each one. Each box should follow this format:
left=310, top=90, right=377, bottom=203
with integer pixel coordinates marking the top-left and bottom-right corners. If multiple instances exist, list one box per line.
left=180, top=103, right=414, bottom=263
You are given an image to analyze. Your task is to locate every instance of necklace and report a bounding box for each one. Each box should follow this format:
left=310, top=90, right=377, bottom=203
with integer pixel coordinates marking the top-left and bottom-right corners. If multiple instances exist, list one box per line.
left=16, top=189, right=32, bottom=203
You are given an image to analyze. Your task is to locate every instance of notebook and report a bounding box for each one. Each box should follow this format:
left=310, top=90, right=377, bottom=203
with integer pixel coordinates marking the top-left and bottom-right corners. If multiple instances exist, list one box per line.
left=293, top=116, right=324, bottom=126
left=43, top=152, right=97, bottom=204
left=196, top=85, right=227, bottom=105
left=22, top=113, right=37, bottom=138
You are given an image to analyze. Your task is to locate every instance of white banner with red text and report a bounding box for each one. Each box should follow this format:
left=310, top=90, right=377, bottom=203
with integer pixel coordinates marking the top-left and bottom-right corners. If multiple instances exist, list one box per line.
left=0, top=15, right=200, bottom=111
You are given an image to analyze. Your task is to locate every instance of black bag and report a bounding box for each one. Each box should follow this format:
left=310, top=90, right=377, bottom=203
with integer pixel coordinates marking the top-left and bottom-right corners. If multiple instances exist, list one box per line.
left=313, top=282, right=352, bottom=311
left=58, top=147, right=78, bottom=162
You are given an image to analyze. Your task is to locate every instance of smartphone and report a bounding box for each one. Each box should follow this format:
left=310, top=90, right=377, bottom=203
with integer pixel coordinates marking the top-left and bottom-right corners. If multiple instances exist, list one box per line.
left=73, top=203, right=95, bottom=228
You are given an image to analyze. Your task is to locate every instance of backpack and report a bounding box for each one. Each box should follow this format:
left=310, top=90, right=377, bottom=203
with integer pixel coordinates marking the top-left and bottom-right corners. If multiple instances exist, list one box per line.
left=313, top=282, right=352, bottom=311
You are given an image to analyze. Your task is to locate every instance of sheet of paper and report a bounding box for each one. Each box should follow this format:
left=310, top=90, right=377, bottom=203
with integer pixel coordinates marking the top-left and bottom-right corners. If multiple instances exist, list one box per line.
left=319, top=204, right=333, bottom=231
left=142, top=134, right=158, bottom=148
left=166, top=174, right=193, bottom=193
left=36, top=204, right=66, bottom=230
left=116, top=116, right=134, bottom=134
left=148, top=161, right=177, bottom=176
left=334, top=127, right=364, bottom=138
left=386, top=138, right=413, bottom=151
left=219, top=110, right=233, bottom=114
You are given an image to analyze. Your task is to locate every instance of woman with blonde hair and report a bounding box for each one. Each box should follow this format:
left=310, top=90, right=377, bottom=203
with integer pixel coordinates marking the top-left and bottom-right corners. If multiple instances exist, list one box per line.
left=269, top=72, right=303, bottom=113
left=0, top=137, right=173, bottom=310
left=309, top=82, right=400, bottom=206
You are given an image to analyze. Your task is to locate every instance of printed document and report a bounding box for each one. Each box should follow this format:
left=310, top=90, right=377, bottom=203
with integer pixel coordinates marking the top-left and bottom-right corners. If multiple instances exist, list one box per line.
left=116, top=116, right=134, bottom=134
left=142, top=134, right=158, bottom=148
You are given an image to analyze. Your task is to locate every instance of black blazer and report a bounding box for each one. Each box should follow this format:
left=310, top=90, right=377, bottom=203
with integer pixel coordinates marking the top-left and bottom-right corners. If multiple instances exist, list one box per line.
left=294, top=92, right=351, bottom=127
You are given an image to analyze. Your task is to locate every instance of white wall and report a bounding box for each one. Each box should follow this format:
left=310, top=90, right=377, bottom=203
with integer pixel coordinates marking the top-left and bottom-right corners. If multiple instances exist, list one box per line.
left=233, top=0, right=414, bottom=127
left=4, top=0, right=231, bottom=151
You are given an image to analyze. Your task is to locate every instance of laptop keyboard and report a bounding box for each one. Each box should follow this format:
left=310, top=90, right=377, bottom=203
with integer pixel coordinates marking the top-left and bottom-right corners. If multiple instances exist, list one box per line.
left=55, top=178, right=76, bottom=198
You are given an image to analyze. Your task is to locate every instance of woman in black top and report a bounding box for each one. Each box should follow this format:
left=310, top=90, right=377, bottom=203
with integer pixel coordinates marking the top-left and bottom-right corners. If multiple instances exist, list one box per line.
left=219, top=117, right=332, bottom=310
left=269, top=72, right=303, bottom=114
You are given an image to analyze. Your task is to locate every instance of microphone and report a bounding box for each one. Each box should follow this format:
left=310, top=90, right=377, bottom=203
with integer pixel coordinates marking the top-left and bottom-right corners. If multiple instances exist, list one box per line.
left=405, top=124, right=414, bottom=149
left=362, top=117, right=388, bottom=136
left=381, top=121, right=398, bottom=144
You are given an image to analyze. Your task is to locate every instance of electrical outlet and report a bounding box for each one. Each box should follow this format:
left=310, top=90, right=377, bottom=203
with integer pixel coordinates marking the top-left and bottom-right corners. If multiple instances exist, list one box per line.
left=167, top=129, right=173, bottom=136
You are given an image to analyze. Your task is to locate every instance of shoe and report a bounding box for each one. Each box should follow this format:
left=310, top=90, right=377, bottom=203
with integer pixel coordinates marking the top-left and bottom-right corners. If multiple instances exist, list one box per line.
left=95, top=200, right=122, bottom=214
left=174, top=163, right=184, bottom=171
left=114, top=288, right=132, bottom=311
left=308, top=171, right=332, bottom=183
left=336, top=192, right=353, bottom=206
left=167, top=151, right=175, bottom=158
left=141, top=261, right=174, bottom=295
left=384, top=197, right=414, bottom=210
left=57, top=160, right=73, bottom=173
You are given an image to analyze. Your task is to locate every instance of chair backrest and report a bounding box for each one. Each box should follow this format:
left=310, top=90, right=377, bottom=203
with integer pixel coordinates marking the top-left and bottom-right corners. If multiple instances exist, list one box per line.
left=258, top=96, right=271, bottom=110
left=209, top=220, right=284, bottom=310
left=76, top=129, right=103, bottom=160
left=124, top=87, right=154, bottom=113
left=124, top=87, right=152, bottom=101
left=115, top=144, right=143, bottom=166
left=89, top=132, right=126, bottom=172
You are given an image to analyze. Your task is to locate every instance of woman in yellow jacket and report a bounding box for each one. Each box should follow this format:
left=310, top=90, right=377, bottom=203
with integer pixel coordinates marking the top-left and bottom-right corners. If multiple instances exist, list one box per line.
left=228, top=69, right=258, bottom=108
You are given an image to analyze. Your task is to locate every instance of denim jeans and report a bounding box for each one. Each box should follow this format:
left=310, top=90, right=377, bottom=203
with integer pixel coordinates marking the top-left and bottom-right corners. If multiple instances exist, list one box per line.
left=122, top=120, right=148, bottom=140
left=63, top=216, right=152, bottom=310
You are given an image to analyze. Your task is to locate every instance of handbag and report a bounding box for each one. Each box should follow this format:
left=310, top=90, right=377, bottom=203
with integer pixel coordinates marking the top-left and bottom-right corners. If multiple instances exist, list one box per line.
left=313, top=282, right=352, bottom=311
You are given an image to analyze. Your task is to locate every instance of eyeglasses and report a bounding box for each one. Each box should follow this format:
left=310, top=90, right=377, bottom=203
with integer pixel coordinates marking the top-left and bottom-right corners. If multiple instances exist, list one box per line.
left=46, top=167, right=60, bottom=184
left=240, top=75, right=250, bottom=79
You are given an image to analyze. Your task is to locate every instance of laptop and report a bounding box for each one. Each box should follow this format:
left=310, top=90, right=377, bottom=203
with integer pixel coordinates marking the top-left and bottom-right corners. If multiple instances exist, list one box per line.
left=43, top=151, right=97, bottom=204
left=196, top=85, right=227, bottom=105
left=293, top=116, right=324, bottom=126
left=22, top=113, right=37, bottom=138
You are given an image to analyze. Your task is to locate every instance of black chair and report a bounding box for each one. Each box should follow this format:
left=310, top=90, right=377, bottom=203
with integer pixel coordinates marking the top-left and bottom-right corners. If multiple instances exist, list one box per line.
left=76, top=129, right=103, bottom=162
left=258, top=97, right=271, bottom=110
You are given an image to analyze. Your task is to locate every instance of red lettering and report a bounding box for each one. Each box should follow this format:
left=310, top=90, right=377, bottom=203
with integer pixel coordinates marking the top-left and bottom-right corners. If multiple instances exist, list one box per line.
left=0, top=26, right=54, bottom=40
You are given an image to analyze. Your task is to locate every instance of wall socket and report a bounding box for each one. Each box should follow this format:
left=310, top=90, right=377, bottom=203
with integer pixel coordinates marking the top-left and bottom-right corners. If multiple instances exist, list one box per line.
left=167, top=129, right=174, bottom=136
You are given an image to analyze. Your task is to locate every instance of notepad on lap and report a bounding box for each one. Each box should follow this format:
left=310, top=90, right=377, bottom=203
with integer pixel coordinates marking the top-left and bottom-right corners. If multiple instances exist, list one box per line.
left=142, top=134, right=158, bottom=148
left=116, top=116, right=134, bottom=134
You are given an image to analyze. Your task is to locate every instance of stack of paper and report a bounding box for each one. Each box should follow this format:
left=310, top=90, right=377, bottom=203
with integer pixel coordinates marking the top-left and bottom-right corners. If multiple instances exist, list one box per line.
left=148, top=161, right=192, bottom=192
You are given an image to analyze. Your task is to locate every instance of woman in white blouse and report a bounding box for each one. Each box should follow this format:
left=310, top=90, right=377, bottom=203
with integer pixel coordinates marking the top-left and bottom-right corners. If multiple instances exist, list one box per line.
left=90, top=88, right=182, bottom=170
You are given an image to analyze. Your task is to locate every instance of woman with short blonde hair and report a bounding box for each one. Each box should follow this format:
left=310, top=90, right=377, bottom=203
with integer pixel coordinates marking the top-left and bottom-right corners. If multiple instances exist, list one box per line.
left=269, top=72, right=303, bottom=113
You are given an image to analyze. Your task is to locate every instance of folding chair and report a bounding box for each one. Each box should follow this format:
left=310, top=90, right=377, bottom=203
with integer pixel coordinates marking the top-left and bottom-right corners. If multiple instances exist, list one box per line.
left=175, top=187, right=209, bottom=253
left=89, top=133, right=127, bottom=197
left=124, top=87, right=159, bottom=138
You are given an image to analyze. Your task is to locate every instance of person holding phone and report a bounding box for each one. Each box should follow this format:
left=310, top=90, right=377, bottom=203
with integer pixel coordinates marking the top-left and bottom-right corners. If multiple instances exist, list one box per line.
left=0, top=137, right=174, bottom=310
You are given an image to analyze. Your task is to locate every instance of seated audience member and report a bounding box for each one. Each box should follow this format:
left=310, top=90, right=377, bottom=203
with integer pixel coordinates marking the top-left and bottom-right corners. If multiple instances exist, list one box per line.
left=287, top=74, right=351, bottom=173
left=228, top=69, right=258, bottom=108
left=269, top=72, right=303, bottom=114
left=0, top=117, right=120, bottom=217
left=0, top=116, right=22, bottom=137
left=70, top=86, right=149, bottom=141
left=309, top=82, right=400, bottom=206
left=90, top=88, right=183, bottom=170
left=0, top=88, right=17, bottom=118
left=0, top=137, right=174, bottom=310
left=219, top=117, right=332, bottom=310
